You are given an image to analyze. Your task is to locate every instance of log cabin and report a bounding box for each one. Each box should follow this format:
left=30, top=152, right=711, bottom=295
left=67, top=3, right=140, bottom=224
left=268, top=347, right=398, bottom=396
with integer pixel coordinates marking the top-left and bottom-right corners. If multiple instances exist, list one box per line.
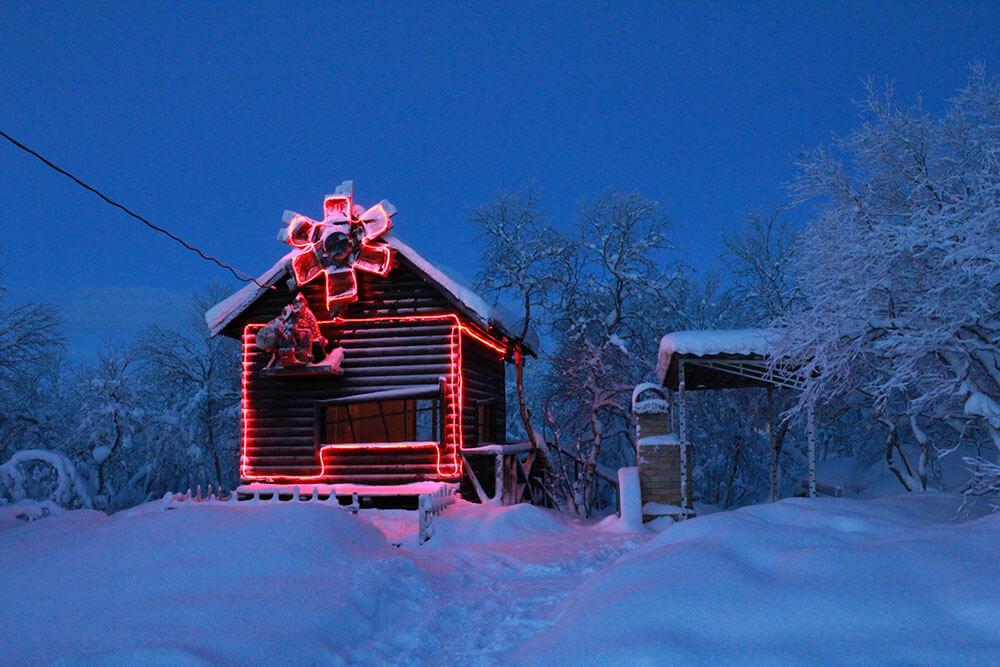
left=205, top=184, right=535, bottom=494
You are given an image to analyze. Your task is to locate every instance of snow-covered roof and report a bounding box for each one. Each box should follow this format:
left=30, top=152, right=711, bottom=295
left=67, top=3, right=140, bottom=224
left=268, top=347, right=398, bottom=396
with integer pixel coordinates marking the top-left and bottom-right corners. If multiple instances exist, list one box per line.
left=205, top=250, right=295, bottom=337
left=205, top=232, right=538, bottom=352
left=656, top=329, right=777, bottom=383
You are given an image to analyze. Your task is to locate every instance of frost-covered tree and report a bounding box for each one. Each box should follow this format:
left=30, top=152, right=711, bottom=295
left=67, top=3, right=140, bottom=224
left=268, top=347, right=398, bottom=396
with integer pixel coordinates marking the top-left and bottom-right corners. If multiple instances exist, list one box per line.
left=544, top=191, right=683, bottom=515
left=471, top=188, right=578, bottom=507
left=0, top=273, right=77, bottom=511
left=722, top=210, right=800, bottom=325
left=61, top=348, right=151, bottom=510
left=777, top=68, right=1000, bottom=494
left=137, top=287, right=241, bottom=492
left=0, top=286, right=64, bottom=459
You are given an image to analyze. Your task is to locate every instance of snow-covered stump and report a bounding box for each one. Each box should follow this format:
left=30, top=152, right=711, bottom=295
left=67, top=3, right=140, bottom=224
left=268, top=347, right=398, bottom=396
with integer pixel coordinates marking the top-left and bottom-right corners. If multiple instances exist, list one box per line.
left=633, top=384, right=693, bottom=521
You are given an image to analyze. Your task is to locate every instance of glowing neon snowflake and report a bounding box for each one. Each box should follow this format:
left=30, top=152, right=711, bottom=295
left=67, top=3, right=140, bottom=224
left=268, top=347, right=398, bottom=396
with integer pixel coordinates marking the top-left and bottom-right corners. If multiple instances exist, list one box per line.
left=280, top=181, right=397, bottom=308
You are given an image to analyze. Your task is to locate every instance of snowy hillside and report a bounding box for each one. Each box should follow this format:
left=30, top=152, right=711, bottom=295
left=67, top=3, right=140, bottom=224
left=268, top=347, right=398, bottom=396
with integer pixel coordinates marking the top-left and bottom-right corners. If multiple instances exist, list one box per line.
left=1, top=496, right=997, bottom=665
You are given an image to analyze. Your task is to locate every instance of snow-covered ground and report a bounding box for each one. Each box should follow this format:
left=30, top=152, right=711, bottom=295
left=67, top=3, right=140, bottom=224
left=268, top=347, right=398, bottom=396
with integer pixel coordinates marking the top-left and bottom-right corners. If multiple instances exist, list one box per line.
left=1, top=494, right=997, bottom=665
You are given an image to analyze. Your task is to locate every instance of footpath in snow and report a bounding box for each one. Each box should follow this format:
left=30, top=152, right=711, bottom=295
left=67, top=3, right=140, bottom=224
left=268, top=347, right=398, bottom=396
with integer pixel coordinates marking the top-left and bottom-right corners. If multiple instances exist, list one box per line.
left=1, top=494, right=997, bottom=665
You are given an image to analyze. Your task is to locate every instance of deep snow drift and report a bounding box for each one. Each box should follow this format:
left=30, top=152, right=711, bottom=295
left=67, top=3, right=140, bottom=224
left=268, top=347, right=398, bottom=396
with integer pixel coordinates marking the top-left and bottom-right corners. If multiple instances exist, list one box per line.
left=521, top=494, right=1000, bottom=665
left=1, top=495, right=996, bottom=665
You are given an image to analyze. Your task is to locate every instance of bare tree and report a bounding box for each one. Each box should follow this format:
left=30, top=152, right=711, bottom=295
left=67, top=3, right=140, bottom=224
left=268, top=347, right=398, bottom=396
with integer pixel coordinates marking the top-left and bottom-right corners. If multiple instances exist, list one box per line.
left=136, top=287, right=241, bottom=491
left=546, top=191, right=682, bottom=515
left=471, top=188, right=578, bottom=507
left=723, top=210, right=800, bottom=325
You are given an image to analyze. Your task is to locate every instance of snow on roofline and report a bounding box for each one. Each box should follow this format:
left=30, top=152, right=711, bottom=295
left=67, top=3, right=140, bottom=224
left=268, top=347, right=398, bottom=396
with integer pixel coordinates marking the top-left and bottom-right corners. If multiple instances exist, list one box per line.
left=386, top=233, right=540, bottom=352
left=204, top=250, right=294, bottom=337
left=204, top=232, right=539, bottom=352
left=656, top=328, right=777, bottom=383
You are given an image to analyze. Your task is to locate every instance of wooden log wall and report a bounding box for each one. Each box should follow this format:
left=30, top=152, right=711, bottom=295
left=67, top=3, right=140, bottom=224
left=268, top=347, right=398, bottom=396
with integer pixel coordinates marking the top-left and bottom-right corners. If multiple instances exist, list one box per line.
left=461, top=335, right=506, bottom=445
left=232, top=257, right=510, bottom=484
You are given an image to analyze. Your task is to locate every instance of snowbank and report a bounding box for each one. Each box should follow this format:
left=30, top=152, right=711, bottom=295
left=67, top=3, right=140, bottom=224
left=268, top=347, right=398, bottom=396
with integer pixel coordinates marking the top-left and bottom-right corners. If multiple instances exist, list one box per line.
left=519, top=493, right=1000, bottom=665
left=4, top=492, right=997, bottom=664
left=0, top=502, right=430, bottom=666
left=420, top=499, right=576, bottom=548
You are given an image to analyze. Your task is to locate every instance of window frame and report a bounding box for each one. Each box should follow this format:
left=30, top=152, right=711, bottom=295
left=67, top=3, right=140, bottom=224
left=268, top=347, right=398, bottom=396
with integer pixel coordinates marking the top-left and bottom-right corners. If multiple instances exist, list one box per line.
left=315, top=392, right=444, bottom=447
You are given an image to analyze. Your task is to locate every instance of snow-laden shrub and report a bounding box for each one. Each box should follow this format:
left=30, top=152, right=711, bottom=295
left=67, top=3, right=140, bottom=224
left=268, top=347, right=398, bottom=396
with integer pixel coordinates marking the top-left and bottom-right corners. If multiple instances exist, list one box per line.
left=0, top=449, right=92, bottom=510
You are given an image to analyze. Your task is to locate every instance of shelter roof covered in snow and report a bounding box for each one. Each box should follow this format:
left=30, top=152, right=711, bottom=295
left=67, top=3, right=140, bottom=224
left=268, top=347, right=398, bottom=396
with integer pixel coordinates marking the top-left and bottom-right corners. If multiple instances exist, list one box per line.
left=205, top=231, right=538, bottom=352
left=656, top=328, right=780, bottom=390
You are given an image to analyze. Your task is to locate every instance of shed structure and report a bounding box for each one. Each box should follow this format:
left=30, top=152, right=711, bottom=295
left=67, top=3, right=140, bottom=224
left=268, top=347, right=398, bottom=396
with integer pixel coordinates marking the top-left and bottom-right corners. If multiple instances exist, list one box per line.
left=652, top=329, right=816, bottom=510
left=206, top=186, right=535, bottom=494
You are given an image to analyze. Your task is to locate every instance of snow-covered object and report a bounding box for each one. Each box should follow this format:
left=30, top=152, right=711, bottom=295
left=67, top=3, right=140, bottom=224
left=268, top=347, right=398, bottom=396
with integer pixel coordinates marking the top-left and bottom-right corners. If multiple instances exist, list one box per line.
left=0, top=499, right=63, bottom=523
left=641, top=501, right=687, bottom=516
left=637, top=433, right=680, bottom=448
left=617, top=467, right=644, bottom=531
left=631, top=382, right=669, bottom=414
left=0, top=449, right=93, bottom=509
left=633, top=399, right=669, bottom=415
left=770, top=75, right=1000, bottom=488
left=282, top=182, right=396, bottom=308
left=255, top=292, right=329, bottom=368
left=656, top=328, right=777, bottom=382
left=236, top=480, right=453, bottom=498
left=205, top=231, right=538, bottom=351
left=419, top=499, right=575, bottom=548
left=311, top=346, right=345, bottom=373
left=91, top=445, right=111, bottom=465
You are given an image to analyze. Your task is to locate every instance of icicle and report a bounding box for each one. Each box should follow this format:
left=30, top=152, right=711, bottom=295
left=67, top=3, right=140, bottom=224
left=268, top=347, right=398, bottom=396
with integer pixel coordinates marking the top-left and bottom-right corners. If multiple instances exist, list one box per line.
left=292, top=485, right=300, bottom=502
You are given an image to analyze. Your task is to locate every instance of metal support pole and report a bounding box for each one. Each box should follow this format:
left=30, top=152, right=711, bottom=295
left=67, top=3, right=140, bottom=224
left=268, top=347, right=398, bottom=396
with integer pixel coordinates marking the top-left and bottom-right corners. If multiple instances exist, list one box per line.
left=678, top=360, right=690, bottom=510
left=806, top=401, right=816, bottom=499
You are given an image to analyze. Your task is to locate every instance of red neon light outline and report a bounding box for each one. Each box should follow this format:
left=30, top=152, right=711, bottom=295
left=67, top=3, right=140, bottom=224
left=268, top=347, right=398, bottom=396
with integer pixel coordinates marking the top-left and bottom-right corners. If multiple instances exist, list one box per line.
left=240, top=313, right=508, bottom=484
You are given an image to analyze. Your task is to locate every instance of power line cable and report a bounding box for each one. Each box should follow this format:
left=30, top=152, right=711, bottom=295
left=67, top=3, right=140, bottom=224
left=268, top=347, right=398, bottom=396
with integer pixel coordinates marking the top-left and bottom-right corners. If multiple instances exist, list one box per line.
left=0, top=129, right=274, bottom=290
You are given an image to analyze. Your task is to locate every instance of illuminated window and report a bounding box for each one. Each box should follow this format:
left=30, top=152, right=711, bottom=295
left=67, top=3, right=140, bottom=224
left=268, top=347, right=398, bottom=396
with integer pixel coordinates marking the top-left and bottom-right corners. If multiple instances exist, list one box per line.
left=322, top=399, right=439, bottom=444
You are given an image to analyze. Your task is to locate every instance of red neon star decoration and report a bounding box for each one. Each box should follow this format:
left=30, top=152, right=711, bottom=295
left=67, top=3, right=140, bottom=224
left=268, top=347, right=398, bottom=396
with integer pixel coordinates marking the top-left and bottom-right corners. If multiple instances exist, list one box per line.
left=280, top=181, right=397, bottom=308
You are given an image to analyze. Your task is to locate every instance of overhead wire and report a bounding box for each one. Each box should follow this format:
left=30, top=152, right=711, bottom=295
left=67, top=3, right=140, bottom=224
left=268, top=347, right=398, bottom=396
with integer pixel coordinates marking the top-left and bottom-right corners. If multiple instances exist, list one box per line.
left=0, top=129, right=275, bottom=290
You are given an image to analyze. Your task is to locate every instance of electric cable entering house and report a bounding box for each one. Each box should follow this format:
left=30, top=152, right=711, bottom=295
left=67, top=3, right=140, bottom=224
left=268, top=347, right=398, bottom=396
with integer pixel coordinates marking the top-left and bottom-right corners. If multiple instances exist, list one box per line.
left=0, top=129, right=274, bottom=290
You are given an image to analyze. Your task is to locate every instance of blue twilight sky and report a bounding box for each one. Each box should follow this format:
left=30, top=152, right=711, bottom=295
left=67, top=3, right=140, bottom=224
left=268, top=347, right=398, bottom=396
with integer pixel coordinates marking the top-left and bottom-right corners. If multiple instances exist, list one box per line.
left=1, top=2, right=998, bottom=356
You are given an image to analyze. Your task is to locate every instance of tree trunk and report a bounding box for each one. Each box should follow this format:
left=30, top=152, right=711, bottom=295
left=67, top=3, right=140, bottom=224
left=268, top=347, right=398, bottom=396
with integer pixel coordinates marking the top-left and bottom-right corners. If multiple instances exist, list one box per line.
left=582, top=406, right=604, bottom=517
left=723, top=435, right=742, bottom=508
left=882, top=416, right=920, bottom=492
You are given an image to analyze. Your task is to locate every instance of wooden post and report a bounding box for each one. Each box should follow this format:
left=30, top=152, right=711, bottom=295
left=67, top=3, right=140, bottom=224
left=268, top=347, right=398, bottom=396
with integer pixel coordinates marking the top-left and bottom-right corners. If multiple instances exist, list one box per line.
left=806, top=401, right=816, bottom=498
left=678, top=360, right=690, bottom=510
left=495, top=452, right=505, bottom=505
